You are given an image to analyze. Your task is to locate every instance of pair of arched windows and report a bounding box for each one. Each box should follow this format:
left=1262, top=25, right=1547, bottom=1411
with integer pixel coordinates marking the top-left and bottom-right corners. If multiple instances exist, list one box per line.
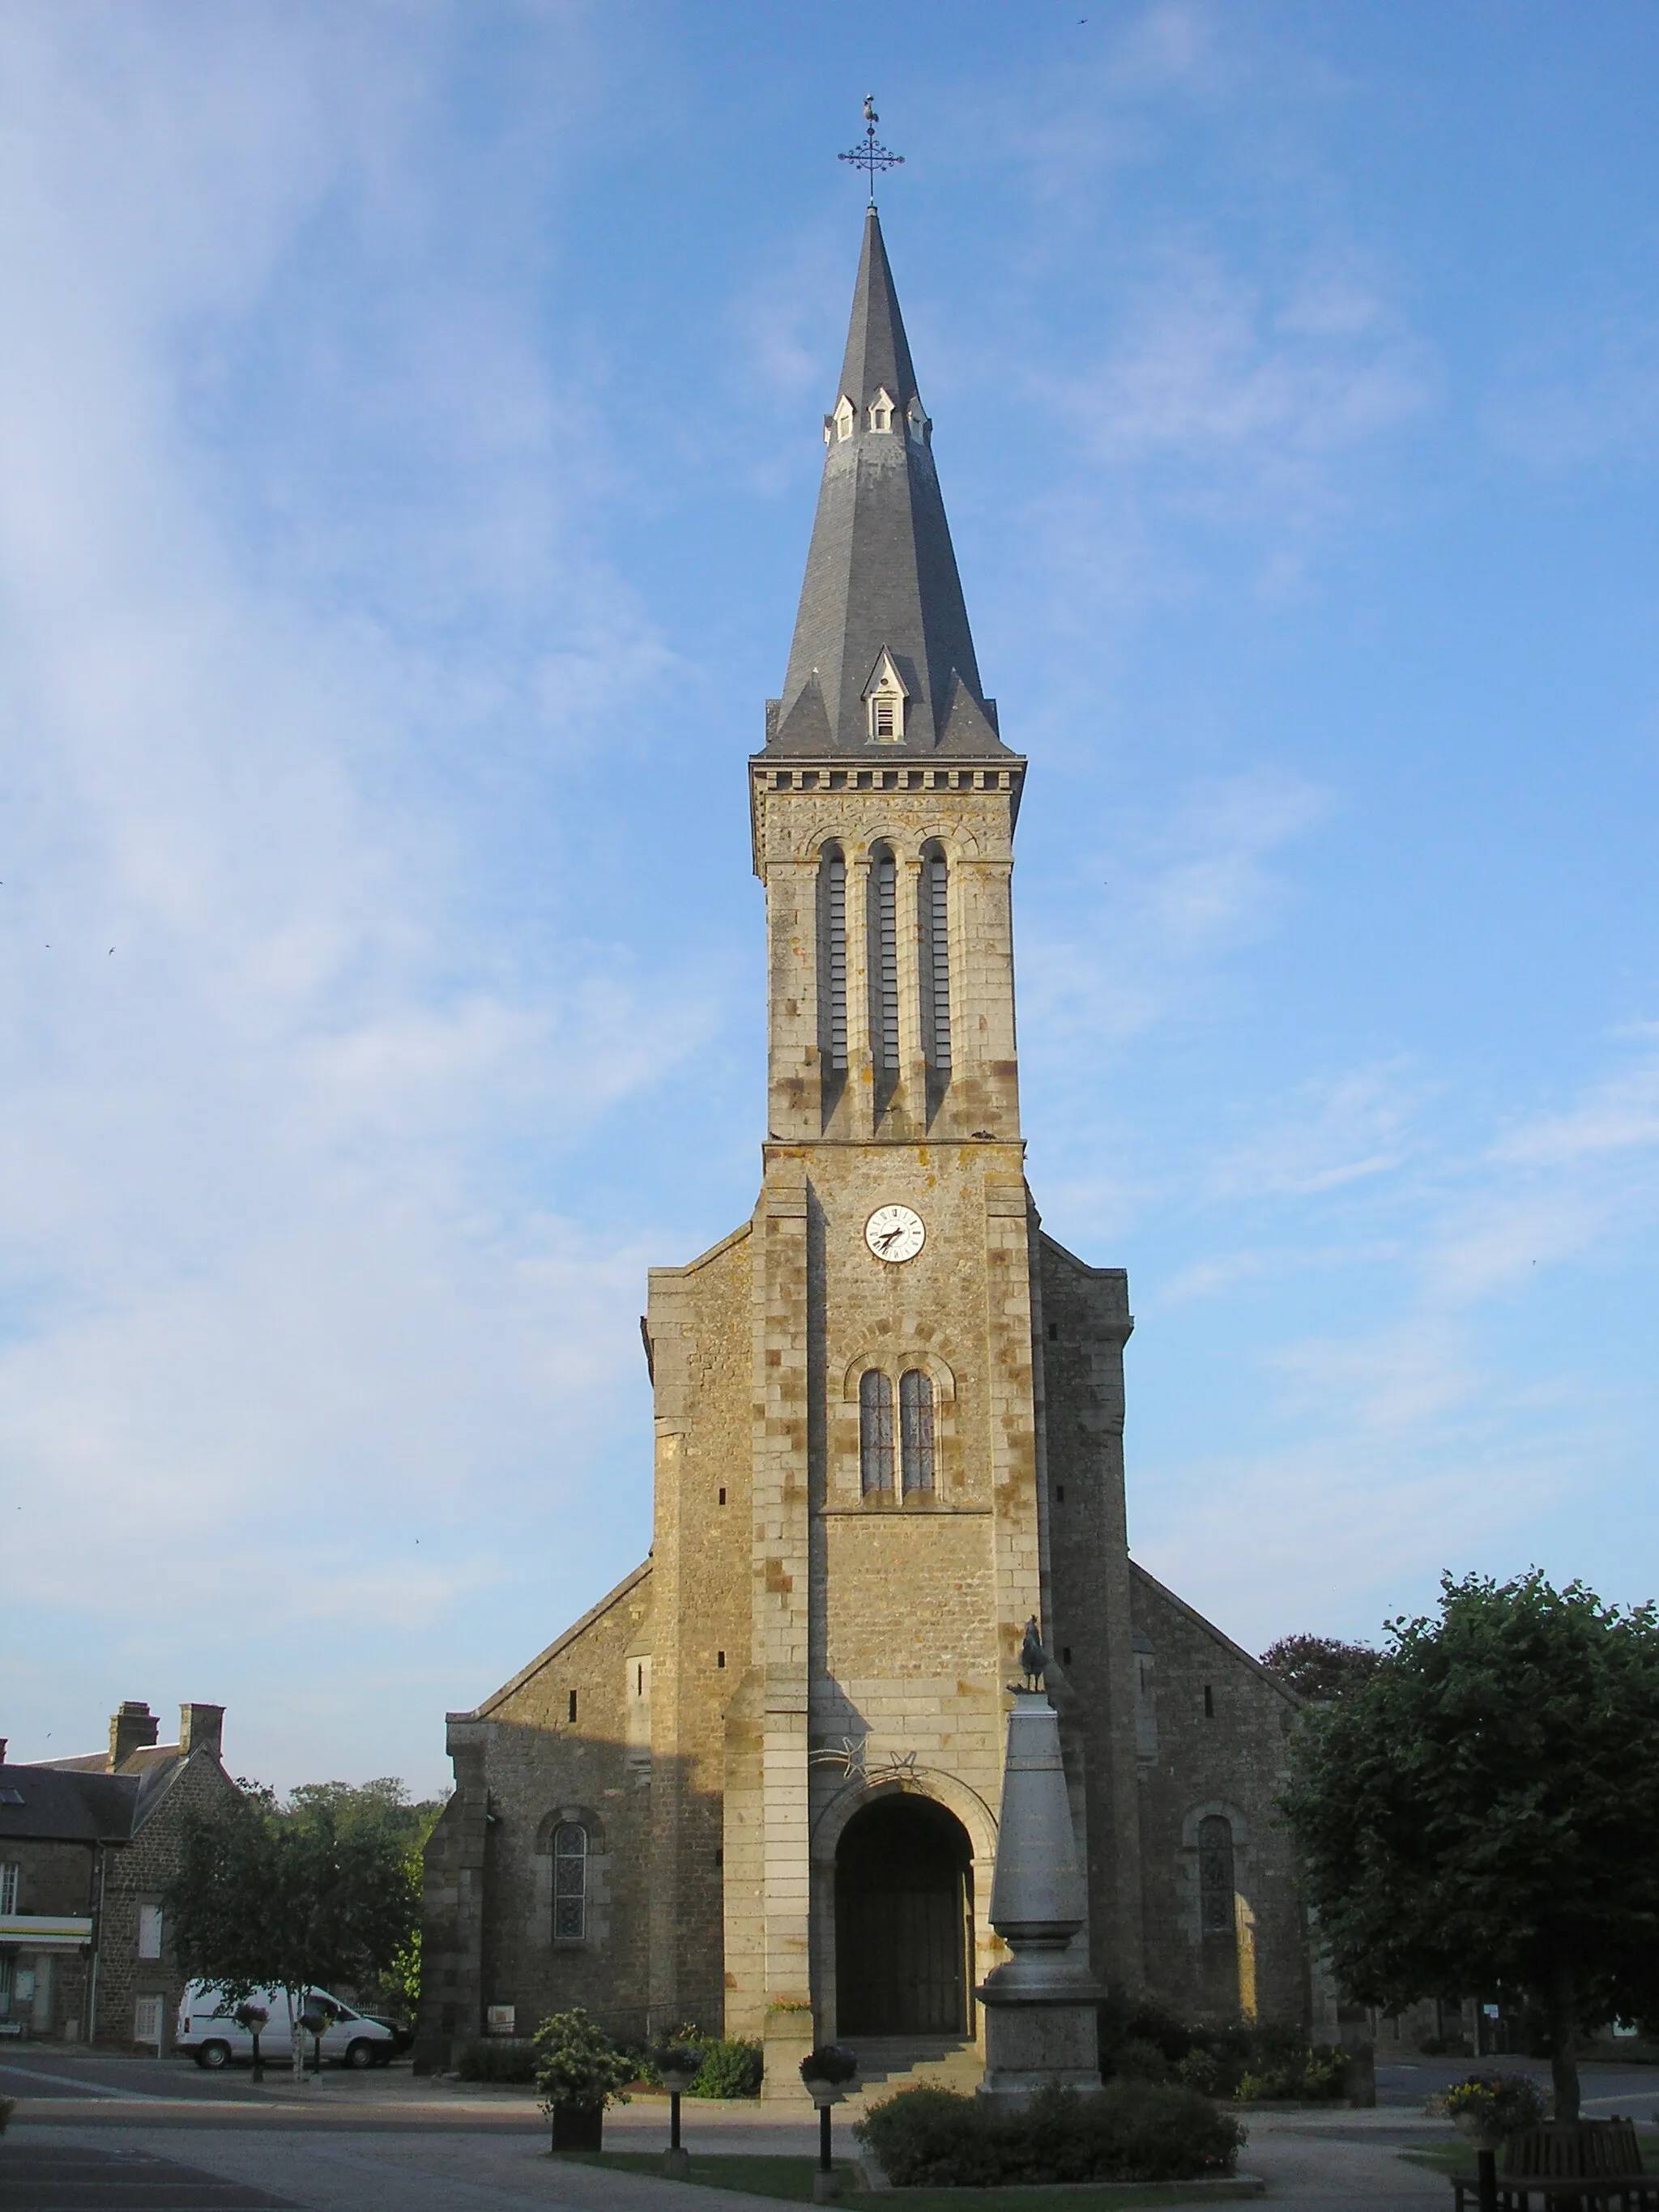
left=859, top=1369, right=935, bottom=1494
left=819, top=846, right=951, bottom=1080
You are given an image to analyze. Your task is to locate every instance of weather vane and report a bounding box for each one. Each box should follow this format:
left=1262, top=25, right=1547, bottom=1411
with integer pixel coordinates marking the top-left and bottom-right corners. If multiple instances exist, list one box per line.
left=839, top=94, right=904, bottom=207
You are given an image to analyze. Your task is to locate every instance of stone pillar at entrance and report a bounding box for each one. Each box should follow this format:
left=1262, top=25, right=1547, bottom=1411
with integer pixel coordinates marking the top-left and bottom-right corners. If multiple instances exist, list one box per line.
left=978, top=1690, right=1102, bottom=2103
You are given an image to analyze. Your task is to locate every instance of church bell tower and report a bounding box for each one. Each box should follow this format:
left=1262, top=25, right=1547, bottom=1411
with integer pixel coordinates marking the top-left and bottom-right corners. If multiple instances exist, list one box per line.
left=691, top=206, right=1138, bottom=2063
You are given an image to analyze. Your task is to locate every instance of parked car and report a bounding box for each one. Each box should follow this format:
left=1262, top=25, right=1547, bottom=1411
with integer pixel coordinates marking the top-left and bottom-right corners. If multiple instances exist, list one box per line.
left=174, top=1983, right=399, bottom=2069
left=352, top=2010, right=415, bottom=2054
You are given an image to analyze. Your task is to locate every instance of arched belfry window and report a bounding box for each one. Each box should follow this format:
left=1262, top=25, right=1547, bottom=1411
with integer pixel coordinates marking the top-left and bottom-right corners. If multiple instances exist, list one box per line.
left=859, top=1370, right=894, bottom=1494
left=553, top=1821, right=588, bottom=1943
left=899, top=1370, right=935, bottom=1494
left=821, top=847, right=847, bottom=1075
left=872, top=849, right=899, bottom=1072
left=923, top=845, right=951, bottom=1072
left=1197, top=1814, right=1235, bottom=1939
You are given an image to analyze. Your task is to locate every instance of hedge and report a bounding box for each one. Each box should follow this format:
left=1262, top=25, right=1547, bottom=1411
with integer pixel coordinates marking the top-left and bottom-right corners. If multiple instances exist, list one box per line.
left=454, top=2037, right=540, bottom=2084
left=855, top=2082, right=1244, bottom=2187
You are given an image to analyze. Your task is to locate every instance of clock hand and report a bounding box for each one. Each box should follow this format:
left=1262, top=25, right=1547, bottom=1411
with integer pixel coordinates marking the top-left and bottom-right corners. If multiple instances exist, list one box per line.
left=876, top=1226, right=905, bottom=1251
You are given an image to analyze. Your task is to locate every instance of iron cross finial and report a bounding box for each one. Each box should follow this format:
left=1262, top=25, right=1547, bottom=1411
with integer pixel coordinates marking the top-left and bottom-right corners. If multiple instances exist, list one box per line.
left=839, top=95, right=904, bottom=207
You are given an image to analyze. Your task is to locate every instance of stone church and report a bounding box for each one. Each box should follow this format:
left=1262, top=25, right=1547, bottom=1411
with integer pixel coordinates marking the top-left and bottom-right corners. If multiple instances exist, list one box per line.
left=416, top=211, right=1307, bottom=2078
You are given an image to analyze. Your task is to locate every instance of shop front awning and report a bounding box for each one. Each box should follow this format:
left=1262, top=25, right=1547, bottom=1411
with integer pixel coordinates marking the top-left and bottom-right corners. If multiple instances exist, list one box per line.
left=0, top=1914, right=93, bottom=1952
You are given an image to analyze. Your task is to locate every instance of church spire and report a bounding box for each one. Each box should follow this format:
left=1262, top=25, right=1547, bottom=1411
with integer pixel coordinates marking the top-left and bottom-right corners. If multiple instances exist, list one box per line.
left=766, top=207, right=1007, bottom=757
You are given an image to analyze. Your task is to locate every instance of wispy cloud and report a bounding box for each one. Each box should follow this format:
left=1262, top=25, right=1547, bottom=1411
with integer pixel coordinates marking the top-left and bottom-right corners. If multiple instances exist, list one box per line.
left=1486, top=316, right=1659, bottom=471
left=1023, top=765, right=1330, bottom=1046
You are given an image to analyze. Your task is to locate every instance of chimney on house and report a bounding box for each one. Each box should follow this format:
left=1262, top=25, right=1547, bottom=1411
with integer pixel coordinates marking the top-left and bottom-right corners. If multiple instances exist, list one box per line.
left=109, top=1701, right=160, bottom=1771
left=178, top=1703, right=224, bottom=1761
left=0, top=1738, right=7, bottom=1766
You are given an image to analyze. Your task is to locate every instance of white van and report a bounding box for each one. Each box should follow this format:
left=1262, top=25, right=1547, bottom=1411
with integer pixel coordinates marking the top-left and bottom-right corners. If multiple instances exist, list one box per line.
left=175, top=1982, right=399, bottom=2069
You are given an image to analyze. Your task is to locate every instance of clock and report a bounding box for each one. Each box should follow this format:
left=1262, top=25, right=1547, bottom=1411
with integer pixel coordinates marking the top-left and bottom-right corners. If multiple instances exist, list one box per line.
left=865, top=1204, right=925, bottom=1264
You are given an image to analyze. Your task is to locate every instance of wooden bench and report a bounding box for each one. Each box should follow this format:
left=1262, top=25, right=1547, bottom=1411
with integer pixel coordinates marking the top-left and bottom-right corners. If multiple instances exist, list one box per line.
left=1452, top=2119, right=1659, bottom=2210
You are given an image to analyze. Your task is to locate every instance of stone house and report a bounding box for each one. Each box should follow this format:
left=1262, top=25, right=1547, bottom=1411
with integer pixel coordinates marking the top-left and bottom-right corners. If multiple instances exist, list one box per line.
left=0, top=1700, right=236, bottom=2048
left=416, top=210, right=1309, bottom=2077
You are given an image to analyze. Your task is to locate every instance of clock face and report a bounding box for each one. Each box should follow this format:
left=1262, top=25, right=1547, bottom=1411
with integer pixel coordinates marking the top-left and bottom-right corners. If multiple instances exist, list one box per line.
left=865, top=1204, right=925, bottom=1264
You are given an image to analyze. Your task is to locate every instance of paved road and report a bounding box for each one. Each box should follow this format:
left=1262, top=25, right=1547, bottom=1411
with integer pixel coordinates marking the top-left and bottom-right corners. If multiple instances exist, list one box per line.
left=2, top=2053, right=1654, bottom=2208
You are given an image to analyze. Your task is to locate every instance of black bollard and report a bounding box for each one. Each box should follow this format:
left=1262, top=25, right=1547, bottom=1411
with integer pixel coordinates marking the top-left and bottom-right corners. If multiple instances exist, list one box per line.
left=1478, top=2147, right=1497, bottom=2212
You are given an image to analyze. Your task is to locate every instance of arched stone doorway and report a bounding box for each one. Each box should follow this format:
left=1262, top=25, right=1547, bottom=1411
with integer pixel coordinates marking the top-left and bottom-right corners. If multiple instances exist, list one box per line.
left=834, top=1793, right=975, bottom=2037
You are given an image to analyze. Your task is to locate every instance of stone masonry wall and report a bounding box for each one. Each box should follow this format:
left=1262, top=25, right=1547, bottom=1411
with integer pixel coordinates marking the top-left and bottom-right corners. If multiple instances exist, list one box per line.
left=646, top=1222, right=756, bottom=2034
left=1131, top=1566, right=1307, bottom=2029
left=1035, top=1232, right=1145, bottom=1996
left=96, top=1752, right=237, bottom=2050
left=420, top=1562, right=655, bottom=2062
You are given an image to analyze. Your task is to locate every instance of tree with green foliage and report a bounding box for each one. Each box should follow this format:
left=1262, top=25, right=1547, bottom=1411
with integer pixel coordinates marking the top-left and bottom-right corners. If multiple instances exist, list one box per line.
left=1259, top=1634, right=1380, bottom=1702
left=165, top=1778, right=425, bottom=2076
left=1282, top=1571, right=1659, bottom=2119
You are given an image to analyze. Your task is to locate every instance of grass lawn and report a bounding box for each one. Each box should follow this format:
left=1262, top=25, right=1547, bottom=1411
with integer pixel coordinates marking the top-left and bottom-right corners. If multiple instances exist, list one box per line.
left=556, top=2153, right=1262, bottom=2206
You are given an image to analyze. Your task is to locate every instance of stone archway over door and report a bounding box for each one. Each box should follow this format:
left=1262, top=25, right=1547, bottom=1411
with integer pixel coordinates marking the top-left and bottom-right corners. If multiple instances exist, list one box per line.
left=834, top=1794, right=974, bottom=2036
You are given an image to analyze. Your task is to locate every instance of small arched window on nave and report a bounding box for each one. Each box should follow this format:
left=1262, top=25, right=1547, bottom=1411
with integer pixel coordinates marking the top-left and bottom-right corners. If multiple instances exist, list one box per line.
left=553, top=1821, right=588, bottom=1943
left=1197, top=1813, right=1235, bottom=1939
left=899, top=1369, right=935, bottom=1494
left=859, top=1370, right=894, bottom=1494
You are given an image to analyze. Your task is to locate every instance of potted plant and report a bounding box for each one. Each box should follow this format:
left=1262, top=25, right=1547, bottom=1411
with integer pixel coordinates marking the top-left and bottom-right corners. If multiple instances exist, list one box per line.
left=234, top=2001, right=269, bottom=2082
left=649, top=2041, right=704, bottom=2175
left=800, top=2047, right=859, bottom=2202
left=1443, top=2072, right=1548, bottom=2150
left=534, top=2008, right=635, bottom=2153
left=297, top=2003, right=333, bottom=2078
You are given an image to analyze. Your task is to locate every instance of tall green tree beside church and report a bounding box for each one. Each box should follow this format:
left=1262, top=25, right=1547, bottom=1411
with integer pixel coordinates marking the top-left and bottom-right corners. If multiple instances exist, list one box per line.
left=1282, top=1571, right=1659, bottom=2119
left=167, top=1779, right=423, bottom=2072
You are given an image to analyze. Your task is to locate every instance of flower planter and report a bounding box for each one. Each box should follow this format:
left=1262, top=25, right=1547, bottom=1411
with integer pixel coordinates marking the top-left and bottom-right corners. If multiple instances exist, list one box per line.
left=1453, top=2115, right=1504, bottom=2154
left=551, top=2102, right=605, bottom=2152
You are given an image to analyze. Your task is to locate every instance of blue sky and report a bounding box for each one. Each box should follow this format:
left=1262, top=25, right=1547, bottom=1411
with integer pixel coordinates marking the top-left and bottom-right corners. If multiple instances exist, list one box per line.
left=2, top=2, right=1657, bottom=1796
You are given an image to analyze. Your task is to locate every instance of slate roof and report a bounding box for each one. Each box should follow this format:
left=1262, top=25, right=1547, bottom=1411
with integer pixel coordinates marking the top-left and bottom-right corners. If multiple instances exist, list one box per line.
left=0, top=1763, right=142, bottom=1843
left=0, top=1748, right=195, bottom=1843
left=766, top=207, right=1011, bottom=761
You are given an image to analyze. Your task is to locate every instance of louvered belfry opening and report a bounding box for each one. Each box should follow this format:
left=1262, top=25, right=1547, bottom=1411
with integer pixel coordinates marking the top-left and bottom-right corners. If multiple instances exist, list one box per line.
left=820, top=846, right=848, bottom=1121
left=922, top=842, right=951, bottom=1117
left=870, top=846, right=900, bottom=1112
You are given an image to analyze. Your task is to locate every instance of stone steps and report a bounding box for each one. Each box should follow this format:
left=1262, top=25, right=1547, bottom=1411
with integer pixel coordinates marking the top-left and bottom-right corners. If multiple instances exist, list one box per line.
left=845, top=2036, right=982, bottom=2100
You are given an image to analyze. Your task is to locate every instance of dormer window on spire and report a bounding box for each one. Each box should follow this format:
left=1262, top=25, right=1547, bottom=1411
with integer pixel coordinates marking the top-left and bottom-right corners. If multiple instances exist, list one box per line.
left=834, top=395, right=855, bottom=442
left=864, top=650, right=907, bottom=744
left=906, top=395, right=928, bottom=441
left=868, top=387, right=894, bottom=433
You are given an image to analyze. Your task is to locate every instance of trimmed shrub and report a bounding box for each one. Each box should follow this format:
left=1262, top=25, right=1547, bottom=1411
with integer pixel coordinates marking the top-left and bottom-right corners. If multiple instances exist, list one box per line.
left=531, top=2008, right=635, bottom=2113
left=1234, top=2044, right=1354, bottom=2103
left=855, top=2082, right=1243, bottom=2187
left=454, top=2037, right=539, bottom=2084
left=1112, top=2038, right=1170, bottom=2083
left=690, top=2037, right=763, bottom=2099
left=1101, top=2002, right=1353, bottom=2104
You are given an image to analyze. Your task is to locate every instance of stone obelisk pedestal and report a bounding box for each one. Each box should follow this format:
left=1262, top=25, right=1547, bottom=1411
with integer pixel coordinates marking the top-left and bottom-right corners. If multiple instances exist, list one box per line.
left=977, top=1689, right=1103, bottom=2104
